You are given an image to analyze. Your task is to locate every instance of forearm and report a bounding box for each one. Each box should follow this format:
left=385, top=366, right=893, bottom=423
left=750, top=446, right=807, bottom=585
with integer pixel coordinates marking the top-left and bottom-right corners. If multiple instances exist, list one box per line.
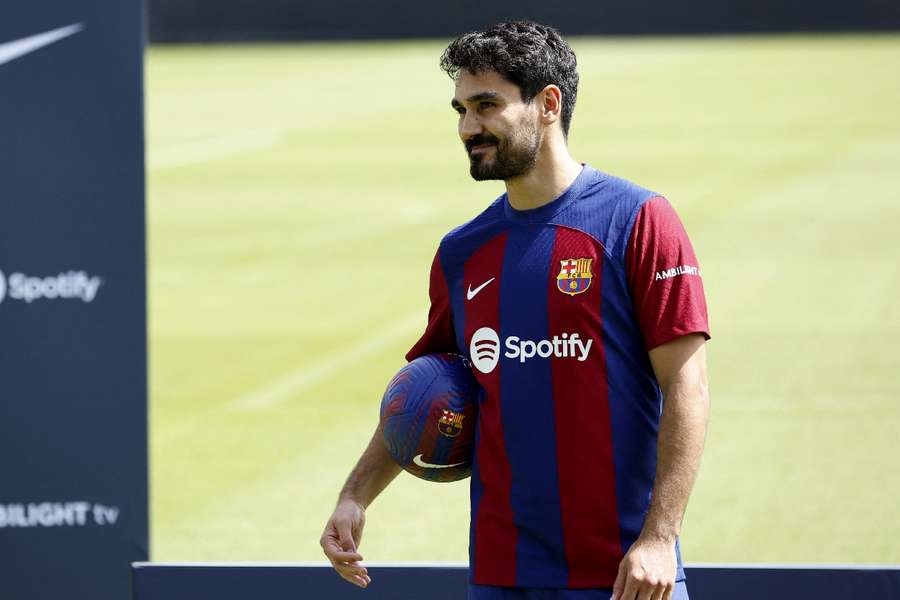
left=338, top=422, right=402, bottom=509
left=641, top=366, right=709, bottom=543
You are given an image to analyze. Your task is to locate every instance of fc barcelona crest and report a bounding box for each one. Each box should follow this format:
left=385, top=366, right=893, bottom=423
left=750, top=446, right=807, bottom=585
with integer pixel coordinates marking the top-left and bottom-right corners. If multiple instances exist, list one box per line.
left=438, top=409, right=465, bottom=438
left=557, top=258, right=593, bottom=296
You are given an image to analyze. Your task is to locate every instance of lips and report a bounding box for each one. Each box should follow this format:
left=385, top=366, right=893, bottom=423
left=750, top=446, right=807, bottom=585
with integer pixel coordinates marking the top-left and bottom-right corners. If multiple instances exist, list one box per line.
left=466, top=134, right=500, bottom=156
left=469, top=144, right=496, bottom=156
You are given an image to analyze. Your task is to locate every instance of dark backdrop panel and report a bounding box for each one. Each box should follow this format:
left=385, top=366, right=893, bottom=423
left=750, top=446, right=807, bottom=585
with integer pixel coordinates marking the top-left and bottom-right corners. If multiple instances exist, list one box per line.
left=148, top=0, right=900, bottom=43
left=132, top=564, right=900, bottom=600
left=0, top=1, right=147, bottom=599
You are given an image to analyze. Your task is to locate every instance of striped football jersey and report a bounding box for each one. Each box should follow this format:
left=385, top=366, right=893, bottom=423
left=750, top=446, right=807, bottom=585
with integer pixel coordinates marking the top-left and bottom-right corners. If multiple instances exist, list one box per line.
left=407, top=164, right=710, bottom=588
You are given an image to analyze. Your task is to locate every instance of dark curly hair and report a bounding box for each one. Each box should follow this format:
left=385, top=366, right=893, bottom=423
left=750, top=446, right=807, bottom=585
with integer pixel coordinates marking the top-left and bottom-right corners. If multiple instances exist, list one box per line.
left=440, top=20, right=579, bottom=137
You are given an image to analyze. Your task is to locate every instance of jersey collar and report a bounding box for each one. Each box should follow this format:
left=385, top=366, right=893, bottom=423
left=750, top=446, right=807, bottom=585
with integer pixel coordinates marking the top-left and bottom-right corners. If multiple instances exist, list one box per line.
left=501, top=164, right=596, bottom=224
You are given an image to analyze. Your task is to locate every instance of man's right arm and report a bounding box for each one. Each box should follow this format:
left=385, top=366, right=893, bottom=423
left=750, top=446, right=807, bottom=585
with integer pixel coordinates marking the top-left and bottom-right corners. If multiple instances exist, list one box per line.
left=319, top=422, right=401, bottom=589
left=321, top=247, right=456, bottom=588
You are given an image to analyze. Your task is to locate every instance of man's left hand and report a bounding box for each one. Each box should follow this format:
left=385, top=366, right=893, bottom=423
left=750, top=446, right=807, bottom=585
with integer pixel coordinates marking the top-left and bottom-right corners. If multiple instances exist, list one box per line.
left=611, top=537, right=677, bottom=600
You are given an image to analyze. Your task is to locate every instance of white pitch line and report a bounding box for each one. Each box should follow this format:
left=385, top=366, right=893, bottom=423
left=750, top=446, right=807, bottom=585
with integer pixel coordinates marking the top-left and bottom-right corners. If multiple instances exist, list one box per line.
left=147, top=129, right=283, bottom=171
left=228, top=314, right=425, bottom=413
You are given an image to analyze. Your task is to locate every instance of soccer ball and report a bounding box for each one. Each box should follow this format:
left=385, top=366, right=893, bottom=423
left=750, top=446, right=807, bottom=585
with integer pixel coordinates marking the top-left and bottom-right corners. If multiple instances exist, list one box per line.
left=380, top=353, right=479, bottom=482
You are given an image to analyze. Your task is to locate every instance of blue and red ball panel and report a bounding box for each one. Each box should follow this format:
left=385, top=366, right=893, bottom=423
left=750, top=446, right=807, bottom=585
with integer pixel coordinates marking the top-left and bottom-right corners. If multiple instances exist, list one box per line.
left=380, top=353, right=479, bottom=482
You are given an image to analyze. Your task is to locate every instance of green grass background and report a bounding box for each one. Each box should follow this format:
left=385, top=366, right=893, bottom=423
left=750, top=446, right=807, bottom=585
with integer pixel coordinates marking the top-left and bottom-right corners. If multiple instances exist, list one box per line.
left=147, top=34, right=900, bottom=564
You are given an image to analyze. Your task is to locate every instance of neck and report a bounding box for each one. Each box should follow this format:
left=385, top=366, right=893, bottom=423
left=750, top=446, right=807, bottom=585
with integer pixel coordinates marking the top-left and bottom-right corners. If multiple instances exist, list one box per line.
left=505, top=135, right=582, bottom=211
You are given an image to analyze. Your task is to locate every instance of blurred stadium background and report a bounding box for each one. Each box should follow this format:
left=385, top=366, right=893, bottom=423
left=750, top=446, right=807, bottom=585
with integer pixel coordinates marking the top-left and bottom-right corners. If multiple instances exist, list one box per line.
left=2, top=0, right=899, bottom=598
left=148, top=25, right=900, bottom=566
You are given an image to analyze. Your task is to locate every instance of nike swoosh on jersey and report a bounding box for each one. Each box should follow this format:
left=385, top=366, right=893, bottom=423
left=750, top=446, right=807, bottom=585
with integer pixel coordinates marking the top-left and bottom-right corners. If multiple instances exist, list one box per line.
left=0, top=23, right=85, bottom=68
left=466, top=277, right=496, bottom=300
left=412, top=454, right=465, bottom=469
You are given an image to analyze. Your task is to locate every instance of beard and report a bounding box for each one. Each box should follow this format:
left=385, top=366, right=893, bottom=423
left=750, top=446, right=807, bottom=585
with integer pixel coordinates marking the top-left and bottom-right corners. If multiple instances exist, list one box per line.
left=465, top=119, right=542, bottom=181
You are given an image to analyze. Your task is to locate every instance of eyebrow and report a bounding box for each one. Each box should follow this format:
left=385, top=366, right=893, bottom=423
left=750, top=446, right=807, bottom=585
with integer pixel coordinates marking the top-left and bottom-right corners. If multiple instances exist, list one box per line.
left=451, top=91, right=503, bottom=110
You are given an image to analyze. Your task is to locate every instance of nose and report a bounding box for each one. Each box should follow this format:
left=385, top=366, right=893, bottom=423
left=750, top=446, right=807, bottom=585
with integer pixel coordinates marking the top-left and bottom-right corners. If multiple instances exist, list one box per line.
left=459, top=110, right=482, bottom=141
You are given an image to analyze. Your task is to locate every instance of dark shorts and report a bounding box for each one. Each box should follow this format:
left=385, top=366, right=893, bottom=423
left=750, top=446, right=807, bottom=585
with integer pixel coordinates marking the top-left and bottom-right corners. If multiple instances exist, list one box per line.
left=468, top=580, right=689, bottom=600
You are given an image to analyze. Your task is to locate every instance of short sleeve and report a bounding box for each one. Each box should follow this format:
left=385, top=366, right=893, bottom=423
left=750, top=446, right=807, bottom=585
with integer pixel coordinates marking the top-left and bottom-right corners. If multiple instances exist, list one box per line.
left=405, top=248, right=458, bottom=361
left=625, top=196, right=711, bottom=350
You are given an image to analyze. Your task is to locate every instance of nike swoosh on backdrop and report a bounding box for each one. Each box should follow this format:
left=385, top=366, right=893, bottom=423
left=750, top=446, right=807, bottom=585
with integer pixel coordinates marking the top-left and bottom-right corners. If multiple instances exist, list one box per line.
left=413, top=454, right=465, bottom=469
left=0, top=23, right=85, bottom=68
left=466, top=277, right=496, bottom=301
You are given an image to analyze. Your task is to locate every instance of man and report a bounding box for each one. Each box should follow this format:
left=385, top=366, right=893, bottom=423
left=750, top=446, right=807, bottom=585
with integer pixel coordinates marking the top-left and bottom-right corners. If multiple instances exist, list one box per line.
left=321, top=20, right=710, bottom=600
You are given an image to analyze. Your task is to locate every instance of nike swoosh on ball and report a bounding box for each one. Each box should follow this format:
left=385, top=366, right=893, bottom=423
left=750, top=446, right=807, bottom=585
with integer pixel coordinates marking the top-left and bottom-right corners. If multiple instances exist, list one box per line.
left=413, top=454, right=465, bottom=469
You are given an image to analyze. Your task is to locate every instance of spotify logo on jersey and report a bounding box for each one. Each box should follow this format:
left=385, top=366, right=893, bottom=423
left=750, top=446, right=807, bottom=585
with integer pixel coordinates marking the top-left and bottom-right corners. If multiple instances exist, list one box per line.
left=469, top=327, right=500, bottom=374
left=468, top=326, right=594, bottom=374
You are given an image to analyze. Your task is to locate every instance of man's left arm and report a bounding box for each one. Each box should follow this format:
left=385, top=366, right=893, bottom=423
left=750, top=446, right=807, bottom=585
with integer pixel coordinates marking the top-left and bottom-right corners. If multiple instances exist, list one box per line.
left=612, top=332, right=710, bottom=600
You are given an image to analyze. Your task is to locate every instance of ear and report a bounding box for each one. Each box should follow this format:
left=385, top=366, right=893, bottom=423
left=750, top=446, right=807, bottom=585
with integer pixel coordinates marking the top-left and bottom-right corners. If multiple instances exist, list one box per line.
left=537, top=84, right=563, bottom=127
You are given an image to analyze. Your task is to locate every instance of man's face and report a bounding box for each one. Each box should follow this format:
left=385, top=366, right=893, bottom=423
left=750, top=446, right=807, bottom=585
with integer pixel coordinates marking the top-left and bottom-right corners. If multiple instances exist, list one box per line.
left=451, top=70, right=542, bottom=181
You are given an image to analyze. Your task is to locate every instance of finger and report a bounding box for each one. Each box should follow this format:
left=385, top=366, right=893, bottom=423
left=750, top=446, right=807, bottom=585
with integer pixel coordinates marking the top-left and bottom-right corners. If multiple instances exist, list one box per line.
left=321, top=538, right=364, bottom=563
left=636, top=583, right=653, bottom=600
left=662, top=580, right=674, bottom=600
left=336, top=520, right=357, bottom=552
left=638, top=575, right=662, bottom=600
left=352, top=571, right=372, bottom=588
left=337, top=569, right=366, bottom=589
left=321, top=529, right=360, bottom=556
left=334, top=567, right=371, bottom=587
left=336, top=563, right=369, bottom=580
left=611, top=562, right=627, bottom=600
left=330, top=564, right=360, bottom=587
left=353, top=574, right=368, bottom=588
left=650, top=582, right=666, bottom=600
left=346, top=566, right=371, bottom=588
left=621, top=573, right=640, bottom=600
left=329, top=548, right=365, bottom=564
